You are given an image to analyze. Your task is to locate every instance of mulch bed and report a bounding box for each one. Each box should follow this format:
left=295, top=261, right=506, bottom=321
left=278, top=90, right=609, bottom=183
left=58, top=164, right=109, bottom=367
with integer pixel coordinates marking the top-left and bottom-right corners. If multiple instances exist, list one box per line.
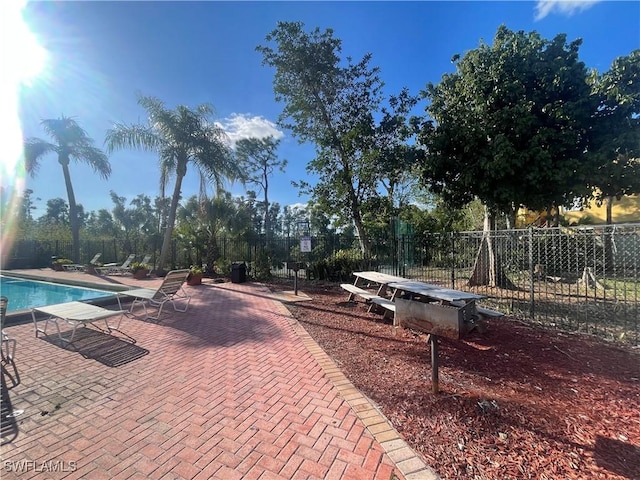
left=268, top=280, right=639, bottom=480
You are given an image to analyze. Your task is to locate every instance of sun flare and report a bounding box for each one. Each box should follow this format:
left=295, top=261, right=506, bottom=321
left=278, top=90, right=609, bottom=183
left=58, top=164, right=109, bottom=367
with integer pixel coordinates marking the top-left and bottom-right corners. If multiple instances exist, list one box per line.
left=1, top=0, right=48, bottom=261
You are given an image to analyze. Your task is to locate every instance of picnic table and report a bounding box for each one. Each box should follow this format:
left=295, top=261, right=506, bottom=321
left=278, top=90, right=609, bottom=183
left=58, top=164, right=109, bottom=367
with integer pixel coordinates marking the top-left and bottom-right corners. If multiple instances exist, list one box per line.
left=341, top=273, right=505, bottom=393
left=344, top=271, right=407, bottom=298
left=387, top=280, right=485, bottom=303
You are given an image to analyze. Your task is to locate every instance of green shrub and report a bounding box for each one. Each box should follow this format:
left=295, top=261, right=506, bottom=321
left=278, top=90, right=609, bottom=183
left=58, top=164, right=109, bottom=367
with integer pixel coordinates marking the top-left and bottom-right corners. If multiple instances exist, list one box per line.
left=308, top=249, right=369, bottom=281
left=252, top=250, right=272, bottom=282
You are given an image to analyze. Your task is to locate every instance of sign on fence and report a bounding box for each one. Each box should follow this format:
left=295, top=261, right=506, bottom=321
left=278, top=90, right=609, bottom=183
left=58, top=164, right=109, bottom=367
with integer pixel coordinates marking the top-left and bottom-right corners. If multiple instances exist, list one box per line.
left=300, top=236, right=311, bottom=253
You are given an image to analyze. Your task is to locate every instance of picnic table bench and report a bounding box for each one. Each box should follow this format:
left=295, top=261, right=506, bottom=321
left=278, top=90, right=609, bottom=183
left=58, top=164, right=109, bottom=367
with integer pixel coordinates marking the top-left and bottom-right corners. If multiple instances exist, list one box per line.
left=342, top=272, right=506, bottom=394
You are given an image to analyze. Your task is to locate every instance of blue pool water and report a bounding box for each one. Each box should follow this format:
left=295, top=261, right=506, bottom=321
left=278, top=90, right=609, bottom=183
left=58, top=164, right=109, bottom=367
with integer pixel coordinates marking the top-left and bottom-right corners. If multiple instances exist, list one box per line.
left=0, top=276, right=115, bottom=312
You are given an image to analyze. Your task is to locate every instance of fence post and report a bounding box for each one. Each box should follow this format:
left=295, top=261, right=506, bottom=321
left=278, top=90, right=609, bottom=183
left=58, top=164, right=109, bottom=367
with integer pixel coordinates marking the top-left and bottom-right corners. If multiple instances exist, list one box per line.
left=529, top=227, right=535, bottom=318
left=450, top=231, right=456, bottom=290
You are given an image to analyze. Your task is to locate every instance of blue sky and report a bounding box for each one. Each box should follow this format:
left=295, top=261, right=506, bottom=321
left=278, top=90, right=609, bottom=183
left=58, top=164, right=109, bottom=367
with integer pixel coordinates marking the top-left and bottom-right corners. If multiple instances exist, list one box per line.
left=10, top=0, right=640, bottom=217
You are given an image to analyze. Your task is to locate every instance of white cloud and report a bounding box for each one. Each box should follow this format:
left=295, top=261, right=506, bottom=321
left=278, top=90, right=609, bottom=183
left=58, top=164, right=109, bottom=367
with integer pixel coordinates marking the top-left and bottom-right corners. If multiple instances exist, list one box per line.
left=534, top=0, right=601, bottom=21
left=286, top=202, right=308, bottom=212
left=217, top=113, right=284, bottom=146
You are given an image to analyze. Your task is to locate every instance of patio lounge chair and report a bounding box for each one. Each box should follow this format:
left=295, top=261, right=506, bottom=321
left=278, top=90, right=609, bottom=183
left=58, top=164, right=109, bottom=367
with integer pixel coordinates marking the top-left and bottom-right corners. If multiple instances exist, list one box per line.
left=97, top=254, right=136, bottom=275
left=1, top=296, right=16, bottom=363
left=31, top=301, right=126, bottom=345
left=137, top=254, right=153, bottom=269
left=119, top=269, right=191, bottom=321
left=62, top=253, right=102, bottom=272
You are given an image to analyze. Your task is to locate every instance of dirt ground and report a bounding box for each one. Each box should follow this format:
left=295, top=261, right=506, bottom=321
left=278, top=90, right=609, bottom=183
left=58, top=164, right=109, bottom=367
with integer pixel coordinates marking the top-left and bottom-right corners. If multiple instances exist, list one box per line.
left=267, top=280, right=640, bottom=480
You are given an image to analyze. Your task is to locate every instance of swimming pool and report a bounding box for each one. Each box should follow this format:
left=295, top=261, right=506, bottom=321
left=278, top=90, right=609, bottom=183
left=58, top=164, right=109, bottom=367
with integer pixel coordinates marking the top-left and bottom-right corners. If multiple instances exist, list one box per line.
left=0, top=275, right=115, bottom=312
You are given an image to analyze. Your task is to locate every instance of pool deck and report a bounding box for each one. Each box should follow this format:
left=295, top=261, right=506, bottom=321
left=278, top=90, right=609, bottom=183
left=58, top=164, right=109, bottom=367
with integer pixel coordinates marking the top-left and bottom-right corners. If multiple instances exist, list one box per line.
left=1, top=269, right=438, bottom=479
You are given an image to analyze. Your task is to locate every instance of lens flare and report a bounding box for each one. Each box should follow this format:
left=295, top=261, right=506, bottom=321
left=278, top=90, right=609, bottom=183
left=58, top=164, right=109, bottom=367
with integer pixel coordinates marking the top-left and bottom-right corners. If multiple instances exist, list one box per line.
left=1, top=0, right=47, bottom=265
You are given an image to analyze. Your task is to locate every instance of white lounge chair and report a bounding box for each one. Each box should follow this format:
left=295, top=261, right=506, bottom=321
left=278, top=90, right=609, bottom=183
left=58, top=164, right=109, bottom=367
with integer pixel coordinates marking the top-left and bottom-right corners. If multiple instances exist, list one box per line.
left=62, top=253, right=102, bottom=272
left=1, top=296, right=16, bottom=363
left=137, top=254, right=153, bottom=268
left=119, top=269, right=191, bottom=320
left=97, top=254, right=136, bottom=275
left=31, top=301, right=126, bottom=345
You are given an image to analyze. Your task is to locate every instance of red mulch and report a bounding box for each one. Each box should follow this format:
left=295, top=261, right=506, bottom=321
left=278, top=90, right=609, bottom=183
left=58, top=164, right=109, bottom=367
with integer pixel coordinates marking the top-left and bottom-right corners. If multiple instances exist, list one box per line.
left=268, top=280, right=640, bottom=480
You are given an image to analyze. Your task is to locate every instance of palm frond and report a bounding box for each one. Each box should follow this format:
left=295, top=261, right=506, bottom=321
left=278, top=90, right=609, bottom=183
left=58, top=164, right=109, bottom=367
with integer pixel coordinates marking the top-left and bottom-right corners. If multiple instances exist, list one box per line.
left=158, top=149, right=176, bottom=192
left=71, top=145, right=112, bottom=179
left=195, top=138, right=240, bottom=191
left=23, top=139, right=56, bottom=177
left=105, top=123, right=162, bottom=153
left=40, top=117, right=90, bottom=146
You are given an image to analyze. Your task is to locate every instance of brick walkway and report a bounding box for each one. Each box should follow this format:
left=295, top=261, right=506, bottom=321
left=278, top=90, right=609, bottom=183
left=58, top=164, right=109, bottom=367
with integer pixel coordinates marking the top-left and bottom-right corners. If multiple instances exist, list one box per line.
left=1, top=271, right=438, bottom=479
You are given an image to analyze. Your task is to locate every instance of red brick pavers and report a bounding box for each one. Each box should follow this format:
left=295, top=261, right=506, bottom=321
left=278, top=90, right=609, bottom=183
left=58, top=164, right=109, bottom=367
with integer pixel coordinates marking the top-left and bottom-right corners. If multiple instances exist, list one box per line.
left=1, top=278, right=405, bottom=479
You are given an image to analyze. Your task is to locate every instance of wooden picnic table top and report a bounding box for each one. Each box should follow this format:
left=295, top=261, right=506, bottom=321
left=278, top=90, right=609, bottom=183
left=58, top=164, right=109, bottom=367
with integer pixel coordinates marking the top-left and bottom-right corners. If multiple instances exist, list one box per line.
left=387, top=280, right=485, bottom=303
left=353, top=271, right=408, bottom=285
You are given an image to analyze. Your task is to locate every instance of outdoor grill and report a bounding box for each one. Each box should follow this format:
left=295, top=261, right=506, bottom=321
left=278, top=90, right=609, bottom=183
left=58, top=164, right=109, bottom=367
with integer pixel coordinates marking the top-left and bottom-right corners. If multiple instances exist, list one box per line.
left=396, top=298, right=479, bottom=393
left=395, top=298, right=477, bottom=341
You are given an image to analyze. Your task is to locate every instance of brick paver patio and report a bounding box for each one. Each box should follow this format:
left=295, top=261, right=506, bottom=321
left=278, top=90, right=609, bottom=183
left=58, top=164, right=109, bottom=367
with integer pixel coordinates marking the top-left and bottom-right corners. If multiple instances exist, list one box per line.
left=0, top=270, right=437, bottom=479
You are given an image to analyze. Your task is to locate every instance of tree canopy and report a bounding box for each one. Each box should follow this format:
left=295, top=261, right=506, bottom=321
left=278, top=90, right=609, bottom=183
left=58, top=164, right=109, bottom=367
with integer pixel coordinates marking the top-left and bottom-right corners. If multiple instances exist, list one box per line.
left=257, top=21, right=385, bottom=254
left=587, top=49, right=640, bottom=222
left=419, top=25, right=596, bottom=221
left=235, top=136, right=287, bottom=241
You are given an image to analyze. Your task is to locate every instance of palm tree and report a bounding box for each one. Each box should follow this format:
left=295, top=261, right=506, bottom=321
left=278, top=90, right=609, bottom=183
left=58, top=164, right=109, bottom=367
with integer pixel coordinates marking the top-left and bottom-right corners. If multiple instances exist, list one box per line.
left=24, top=117, right=111, bottom=262
left=105, top=95, right=237, bottom=272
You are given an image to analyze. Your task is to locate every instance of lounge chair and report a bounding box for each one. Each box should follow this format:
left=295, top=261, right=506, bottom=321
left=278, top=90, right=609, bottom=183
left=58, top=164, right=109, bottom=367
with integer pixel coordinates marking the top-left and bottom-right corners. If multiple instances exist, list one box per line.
left=62, top=253, right=102, bottom=272
left=137, top=254, right=153, bottom=268
left=119, top=269, right=191, bottom=321
left=96, top=254, right=136, bottom=275
left=31, top=301, right=126, bottom=345
left=1, top=296, right=16, bottom=363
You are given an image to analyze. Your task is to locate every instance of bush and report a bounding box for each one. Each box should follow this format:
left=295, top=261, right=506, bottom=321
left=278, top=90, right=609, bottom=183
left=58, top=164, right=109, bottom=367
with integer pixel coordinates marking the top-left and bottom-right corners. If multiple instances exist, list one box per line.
left=53, top=258, right=73, bottom=265
left=252, top=250, right=272, bottom=282
left=308, top=249, right=369, bottom=281
left=130, top=262, right=150, bottom=273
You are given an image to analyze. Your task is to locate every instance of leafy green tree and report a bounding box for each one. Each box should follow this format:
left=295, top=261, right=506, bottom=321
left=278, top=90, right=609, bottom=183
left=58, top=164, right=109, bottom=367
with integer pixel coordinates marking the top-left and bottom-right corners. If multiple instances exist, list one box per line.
left=372, top=88, right=425, bottom=213
left=419, top=26, right=595, bottom=286
left=84, top=209, right=116, bottom=237
left=108, top=192, right=158, bottom=258
left=175, top=195, right=210, bottom=268
left=24, top=117, right=111, bottom=261
left=105, top=95, right=238, bottom=272
left=235, top=136, right=287, bottom=242
left=41, top=197, right=69, bottom=225
left=588, top=50, right=640, bottom=224
left=258, top=21, right=384, bottom=255
left=281, top=204, right=309, bottom=238
left=19, top=188, right=39, bottom=221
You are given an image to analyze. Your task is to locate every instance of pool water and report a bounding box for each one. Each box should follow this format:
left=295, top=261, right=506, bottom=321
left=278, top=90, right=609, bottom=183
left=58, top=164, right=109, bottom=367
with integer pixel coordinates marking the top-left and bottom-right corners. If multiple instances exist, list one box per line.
left=0, top=276, right=115, bottom=312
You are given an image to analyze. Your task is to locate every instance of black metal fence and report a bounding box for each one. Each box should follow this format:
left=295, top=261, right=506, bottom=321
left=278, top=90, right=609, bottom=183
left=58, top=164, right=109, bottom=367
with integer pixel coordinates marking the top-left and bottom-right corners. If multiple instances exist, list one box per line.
left=2, top=224, right=638, bottom=345
left=254, top=225, right=639, bottom=346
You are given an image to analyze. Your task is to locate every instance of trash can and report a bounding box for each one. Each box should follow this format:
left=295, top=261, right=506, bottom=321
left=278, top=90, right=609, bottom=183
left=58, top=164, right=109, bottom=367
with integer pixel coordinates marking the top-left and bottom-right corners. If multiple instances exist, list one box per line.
left=231, top=262, right=246, bottom=283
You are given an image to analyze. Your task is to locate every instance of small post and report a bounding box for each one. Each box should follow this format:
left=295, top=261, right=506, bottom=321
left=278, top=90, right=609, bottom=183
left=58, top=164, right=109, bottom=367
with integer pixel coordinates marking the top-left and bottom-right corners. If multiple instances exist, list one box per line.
left=430, top=334, right=439, bottom=394
left=528, top=227, right=535, bottom=318
left=294, top=268, right=298, bottom=296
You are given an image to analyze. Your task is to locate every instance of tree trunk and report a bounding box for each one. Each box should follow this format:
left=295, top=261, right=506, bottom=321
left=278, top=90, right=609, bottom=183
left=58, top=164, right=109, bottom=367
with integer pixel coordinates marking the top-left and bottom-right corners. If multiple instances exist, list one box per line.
left=158, top=170, right=185, bottom=273
left=603, top=196, right=614, bottom=273
left=205, top=232, right=219, bottom=275
left=549, top=206, right=560, bottom=227
left=352, top=205, right=370, bottom=255
left=60, top=159, right=80, bottom=262
left=505, top=204, right=517, bottom=230
left=605, top=196, right=613, bottom=225
left=264, top=172, right=270, bottom=245
left=468, top=205, right=515, bottom=289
